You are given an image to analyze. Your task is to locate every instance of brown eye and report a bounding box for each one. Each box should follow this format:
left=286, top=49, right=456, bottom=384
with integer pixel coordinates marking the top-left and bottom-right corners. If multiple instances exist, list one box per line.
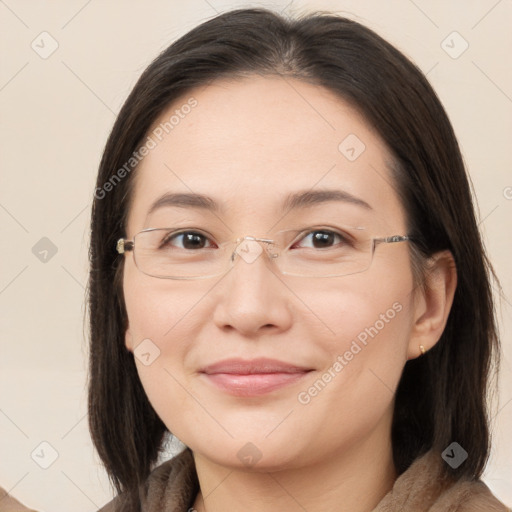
left=293, top=230, right=347, bottom=250
left=161, top=231, right=214, bottom=250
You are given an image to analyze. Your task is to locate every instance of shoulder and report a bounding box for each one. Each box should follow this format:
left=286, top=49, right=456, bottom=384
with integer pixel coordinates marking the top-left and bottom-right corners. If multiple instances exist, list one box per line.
left=0, top=487, right=38, bottom=512
left=439, top=479, right=511, bottom=512
left=374, top=450, right=510, bottom=512
left=98, top=448, right=198, bottom=512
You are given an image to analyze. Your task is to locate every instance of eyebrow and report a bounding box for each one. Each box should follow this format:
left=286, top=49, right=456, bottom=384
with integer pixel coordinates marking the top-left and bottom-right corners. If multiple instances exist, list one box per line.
left=282, top=189, right=372, bottom=211
left=148, top=192, right=220, bottom=215
left=147, top=189, right=372, bottom=216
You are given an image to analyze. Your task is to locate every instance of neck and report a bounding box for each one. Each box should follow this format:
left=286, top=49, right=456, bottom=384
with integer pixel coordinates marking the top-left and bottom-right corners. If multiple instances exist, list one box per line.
left=192, top=426, right=396, bottom=512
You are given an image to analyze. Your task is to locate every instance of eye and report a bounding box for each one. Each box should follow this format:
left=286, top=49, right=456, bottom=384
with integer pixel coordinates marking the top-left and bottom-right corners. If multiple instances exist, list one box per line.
left=292, top=229, right=351, bottom=250
left=160, top=230, right=216, bottom=250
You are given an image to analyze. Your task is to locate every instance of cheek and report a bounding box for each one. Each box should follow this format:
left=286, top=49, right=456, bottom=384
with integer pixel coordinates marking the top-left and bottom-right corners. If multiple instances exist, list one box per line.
left=123, top=259, right=207, bottom=347
left=300, top=263, right=414, bottom=357
left=122, top=265, right=218, bottom=432
left=293, top=267, right=414, bottom=438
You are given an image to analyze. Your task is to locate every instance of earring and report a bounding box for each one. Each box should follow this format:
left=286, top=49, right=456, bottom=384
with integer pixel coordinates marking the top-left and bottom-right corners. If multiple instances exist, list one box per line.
left=419, top=345, right=426, bottom=355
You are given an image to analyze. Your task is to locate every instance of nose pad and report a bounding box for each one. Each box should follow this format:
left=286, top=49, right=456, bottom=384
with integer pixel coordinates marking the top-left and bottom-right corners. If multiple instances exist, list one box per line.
left=231, top=237, right=278, bottom=267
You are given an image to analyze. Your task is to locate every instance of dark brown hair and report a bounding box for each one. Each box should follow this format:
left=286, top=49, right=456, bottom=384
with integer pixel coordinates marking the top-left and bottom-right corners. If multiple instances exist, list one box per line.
left=88, top=7, right=499, bottom=506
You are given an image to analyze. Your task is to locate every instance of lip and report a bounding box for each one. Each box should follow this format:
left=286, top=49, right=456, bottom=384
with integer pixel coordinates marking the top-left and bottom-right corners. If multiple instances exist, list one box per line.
left=199, top=358, right=314, bottom=397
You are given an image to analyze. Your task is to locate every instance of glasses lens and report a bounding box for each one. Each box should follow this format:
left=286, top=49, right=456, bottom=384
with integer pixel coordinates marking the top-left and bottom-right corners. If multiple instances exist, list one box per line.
left=132, top=227, right=375, bottom=279
left=276, top=230, right=373, bottom=277
left=134, top=229, right=229, bottom=279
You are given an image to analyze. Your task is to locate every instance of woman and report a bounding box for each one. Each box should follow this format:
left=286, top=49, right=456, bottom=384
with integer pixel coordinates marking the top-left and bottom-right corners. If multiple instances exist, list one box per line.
left=2, top=7, right=507, bottom=512
left=90, top=7, right=508, bottom=512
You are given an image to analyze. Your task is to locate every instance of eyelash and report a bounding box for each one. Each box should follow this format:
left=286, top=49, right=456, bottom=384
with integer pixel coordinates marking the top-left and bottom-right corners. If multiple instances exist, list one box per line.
left=160, top=228, right=352, bottom=250
left=291, top=230, right=350, bottom=249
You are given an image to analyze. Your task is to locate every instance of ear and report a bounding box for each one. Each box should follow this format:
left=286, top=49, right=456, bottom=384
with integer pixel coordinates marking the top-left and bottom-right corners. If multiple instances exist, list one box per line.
left=407, top=250, right=457, bottom=360
left=125, top=327, right=135, bottom=353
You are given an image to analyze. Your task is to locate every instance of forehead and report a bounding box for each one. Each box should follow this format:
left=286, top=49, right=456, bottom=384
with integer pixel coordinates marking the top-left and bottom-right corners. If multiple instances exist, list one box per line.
left=127, top=75, right=406, bottom=233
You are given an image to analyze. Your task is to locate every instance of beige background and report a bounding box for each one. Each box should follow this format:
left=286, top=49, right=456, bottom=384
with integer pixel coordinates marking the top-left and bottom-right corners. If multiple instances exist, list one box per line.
left=0, top=1, right=511, bottom=510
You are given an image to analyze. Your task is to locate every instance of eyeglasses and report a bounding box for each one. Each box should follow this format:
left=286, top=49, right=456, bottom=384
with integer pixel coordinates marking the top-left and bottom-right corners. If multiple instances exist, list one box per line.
left=116, top=226, right=411, bottom=280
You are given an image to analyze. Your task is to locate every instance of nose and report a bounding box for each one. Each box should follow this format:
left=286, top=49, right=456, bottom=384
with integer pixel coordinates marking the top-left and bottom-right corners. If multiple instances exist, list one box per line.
left=212, top=237, right=293, bottom=336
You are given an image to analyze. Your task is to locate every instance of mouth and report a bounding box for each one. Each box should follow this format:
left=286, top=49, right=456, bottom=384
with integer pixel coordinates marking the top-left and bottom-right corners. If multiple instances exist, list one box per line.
left=199, top=358, right=314, bottom=397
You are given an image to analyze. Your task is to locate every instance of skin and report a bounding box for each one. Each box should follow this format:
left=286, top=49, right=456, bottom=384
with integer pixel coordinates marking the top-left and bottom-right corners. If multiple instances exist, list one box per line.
left=122, top=76, right=457, bottom=512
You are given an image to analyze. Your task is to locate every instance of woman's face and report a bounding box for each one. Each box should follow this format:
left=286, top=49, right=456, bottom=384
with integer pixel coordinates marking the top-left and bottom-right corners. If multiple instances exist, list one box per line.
left=122, top=76, right=419, bottom=470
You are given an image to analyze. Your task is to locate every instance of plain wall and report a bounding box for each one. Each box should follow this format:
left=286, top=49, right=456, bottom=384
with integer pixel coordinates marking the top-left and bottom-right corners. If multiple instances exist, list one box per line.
left=0, top=1, right=511, bottom=510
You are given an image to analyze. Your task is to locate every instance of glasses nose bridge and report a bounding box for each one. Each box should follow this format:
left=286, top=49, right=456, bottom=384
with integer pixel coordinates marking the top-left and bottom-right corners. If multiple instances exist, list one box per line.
left=230, top=235, right=280, bottom=265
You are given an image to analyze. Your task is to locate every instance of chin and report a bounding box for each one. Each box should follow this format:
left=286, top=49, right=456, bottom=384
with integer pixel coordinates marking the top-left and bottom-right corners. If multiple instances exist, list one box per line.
left=188, top=435, right=311, bottom=472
